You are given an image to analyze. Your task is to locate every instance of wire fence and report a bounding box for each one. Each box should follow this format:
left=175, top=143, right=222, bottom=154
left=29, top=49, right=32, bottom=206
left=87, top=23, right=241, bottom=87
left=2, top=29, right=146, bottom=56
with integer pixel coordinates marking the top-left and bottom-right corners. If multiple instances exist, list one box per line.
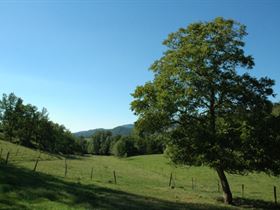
left=0, top=144, right=279, bottom=206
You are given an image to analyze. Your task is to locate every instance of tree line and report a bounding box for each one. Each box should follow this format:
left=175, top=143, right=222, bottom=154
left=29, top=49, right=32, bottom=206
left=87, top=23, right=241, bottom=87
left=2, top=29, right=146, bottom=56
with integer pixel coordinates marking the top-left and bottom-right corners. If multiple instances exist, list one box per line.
left=0, top=92, right=165, bottom=156
left=0, top=93, right=82, bottom=154
left=78, top=130, right=164, bottom=157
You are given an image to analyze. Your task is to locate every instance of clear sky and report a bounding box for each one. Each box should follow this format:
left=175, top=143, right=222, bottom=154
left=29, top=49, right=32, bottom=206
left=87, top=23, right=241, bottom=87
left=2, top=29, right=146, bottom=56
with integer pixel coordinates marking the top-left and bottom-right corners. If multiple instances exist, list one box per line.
left=0, top=0, right=279, bottom=132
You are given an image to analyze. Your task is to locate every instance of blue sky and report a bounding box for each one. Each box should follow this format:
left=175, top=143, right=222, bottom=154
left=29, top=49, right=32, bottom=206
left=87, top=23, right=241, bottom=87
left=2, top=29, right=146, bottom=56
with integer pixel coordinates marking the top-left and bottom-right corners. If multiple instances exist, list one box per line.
left=0, top=0, right=279, bottom=132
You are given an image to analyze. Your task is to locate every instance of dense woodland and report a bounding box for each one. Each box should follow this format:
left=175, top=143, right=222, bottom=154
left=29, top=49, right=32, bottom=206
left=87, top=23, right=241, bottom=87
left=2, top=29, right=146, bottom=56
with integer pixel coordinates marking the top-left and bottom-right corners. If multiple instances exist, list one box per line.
left=0, top=93, right=164, bottom=156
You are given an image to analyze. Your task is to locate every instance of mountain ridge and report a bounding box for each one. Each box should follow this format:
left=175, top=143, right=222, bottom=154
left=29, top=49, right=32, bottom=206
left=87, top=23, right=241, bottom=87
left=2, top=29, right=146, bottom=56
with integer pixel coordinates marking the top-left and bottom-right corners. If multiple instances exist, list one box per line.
left=73, top=124, right=134, bottom=138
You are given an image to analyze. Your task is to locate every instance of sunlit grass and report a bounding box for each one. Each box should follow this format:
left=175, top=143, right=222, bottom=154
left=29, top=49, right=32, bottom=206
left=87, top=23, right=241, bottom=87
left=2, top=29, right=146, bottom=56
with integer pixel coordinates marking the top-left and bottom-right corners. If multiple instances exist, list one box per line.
left=0, top=139, right=279, bottom=209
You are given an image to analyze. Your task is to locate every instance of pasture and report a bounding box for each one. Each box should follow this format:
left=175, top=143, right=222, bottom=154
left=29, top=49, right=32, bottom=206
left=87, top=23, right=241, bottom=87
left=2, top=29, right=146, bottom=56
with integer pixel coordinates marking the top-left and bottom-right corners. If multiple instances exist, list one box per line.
left=0, top=140, right=279, bottom=210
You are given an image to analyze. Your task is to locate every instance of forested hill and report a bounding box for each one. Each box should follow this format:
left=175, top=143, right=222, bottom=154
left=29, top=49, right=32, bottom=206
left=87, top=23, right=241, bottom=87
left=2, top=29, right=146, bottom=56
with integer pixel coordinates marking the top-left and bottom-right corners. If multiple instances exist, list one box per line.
left=73, top=124, right=134, bottom=137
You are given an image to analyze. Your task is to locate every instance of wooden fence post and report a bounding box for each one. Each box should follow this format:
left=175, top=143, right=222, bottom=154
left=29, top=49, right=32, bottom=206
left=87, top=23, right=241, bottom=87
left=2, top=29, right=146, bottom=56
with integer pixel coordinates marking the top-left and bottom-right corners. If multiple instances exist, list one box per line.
left=192, top=177, right=194, bottom=190
left=217, top=180, right=220, bottom=192
left=90, top=167, right=93, bottom=180
left=274, top=186, right=277, bottom=204
left=242, top=184, right=244, bottom=198
left=113, top=170, right=117, bottom=184
left=5, top=152, right=10, bottom=165
left=169, top=172, right=173, bottom=187
left=64, top=159, right=68, bottom=177
left=33, top=158, right=39, bottom=172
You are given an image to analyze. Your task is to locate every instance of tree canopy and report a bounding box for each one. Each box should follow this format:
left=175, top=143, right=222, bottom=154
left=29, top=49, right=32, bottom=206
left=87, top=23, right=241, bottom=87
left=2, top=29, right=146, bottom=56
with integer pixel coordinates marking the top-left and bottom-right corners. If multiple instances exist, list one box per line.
left=0, top=93, right=81, bottom=154
left=131, top=17, right=279, bottom=204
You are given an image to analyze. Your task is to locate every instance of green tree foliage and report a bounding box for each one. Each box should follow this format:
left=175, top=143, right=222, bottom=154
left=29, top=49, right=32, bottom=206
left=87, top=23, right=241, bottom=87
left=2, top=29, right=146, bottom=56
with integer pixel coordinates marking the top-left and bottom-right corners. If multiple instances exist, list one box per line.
left=16, top=103, right=39, bottom=147
left=86, top=129, right=164, bottom=157
left=111, top=136, right=138, bottom=157
left=134, top=134, right=165, bottom=155
left=87, top=131, right=113, bottom=155
left=0, top=93, right=81, bottom=154
left=0, top=93, right=20, bottom=141
left=131, top=17, right=279, bottom=204
left=272, top=102, right=280, bottom=116
left=76, top=136, right=88, bottom=154
left=145, top=135, right=165, bottom=154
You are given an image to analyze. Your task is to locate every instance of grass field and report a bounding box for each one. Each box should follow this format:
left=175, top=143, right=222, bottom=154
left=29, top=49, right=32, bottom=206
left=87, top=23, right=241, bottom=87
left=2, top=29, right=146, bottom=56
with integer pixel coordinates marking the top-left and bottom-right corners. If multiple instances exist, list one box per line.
left=0, top=140, right=279, bottom=210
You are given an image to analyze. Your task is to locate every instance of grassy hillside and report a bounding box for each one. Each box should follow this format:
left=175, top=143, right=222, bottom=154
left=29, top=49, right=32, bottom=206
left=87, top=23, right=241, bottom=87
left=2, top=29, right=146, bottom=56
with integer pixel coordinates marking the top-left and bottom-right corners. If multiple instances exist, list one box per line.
left=0, top=139, right=279, bottom=210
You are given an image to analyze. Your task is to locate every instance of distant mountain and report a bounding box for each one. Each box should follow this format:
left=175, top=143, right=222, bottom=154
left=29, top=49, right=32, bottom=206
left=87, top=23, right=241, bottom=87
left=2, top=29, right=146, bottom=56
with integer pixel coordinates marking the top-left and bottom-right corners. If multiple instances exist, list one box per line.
left=73, top=124, right=134, bottom=138
left=73, top=128, right=105, bottom=138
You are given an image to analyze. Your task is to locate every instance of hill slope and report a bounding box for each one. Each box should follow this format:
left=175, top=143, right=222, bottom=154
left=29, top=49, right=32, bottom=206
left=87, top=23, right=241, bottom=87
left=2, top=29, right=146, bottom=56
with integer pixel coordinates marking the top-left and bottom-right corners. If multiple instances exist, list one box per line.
left=0, top=140, right=279, bottom=210
left=73, top=124, right=134, bottom=138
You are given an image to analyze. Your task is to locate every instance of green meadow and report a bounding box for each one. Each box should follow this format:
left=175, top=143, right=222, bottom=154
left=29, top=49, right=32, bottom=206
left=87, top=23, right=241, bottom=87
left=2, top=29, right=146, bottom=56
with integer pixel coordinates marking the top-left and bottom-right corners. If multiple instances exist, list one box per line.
left=0, top=139, right=279, bottom=210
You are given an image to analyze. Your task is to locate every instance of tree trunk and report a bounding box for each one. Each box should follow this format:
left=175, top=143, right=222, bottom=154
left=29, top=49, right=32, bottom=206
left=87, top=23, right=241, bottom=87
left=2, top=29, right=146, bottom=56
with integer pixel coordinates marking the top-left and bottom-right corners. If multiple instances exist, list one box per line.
left=216, top=167, right=233, bottom=204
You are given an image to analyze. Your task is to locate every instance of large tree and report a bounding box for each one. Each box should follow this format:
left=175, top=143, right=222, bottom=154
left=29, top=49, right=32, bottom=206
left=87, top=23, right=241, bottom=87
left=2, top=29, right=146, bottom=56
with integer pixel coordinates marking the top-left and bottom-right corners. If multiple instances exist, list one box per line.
left=131, top=17, right=279, bottom=204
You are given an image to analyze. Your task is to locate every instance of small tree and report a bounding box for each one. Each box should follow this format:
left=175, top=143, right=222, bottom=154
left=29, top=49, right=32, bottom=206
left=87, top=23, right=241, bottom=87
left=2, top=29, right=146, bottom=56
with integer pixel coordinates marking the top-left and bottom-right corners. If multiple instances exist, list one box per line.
left=17, top=103, right=39, bottom=147
left=131, top=17, right=279, bottom=204
left=111, top=136, right=138, bottom=157
left=0, top=93, right=21, bottom=142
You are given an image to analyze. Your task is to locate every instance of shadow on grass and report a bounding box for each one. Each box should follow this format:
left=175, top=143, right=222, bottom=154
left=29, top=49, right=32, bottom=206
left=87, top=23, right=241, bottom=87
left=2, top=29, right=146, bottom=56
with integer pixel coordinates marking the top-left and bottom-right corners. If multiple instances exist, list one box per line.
left=0, top=164, right=234, bottom=210
left=233, top=197, right=279, bottom=210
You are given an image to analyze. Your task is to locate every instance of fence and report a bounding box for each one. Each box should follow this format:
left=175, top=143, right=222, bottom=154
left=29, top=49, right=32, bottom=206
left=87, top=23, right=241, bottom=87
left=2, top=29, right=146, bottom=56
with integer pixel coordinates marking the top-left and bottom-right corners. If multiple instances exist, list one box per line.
left=0, top=145, right=279, bottom=205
